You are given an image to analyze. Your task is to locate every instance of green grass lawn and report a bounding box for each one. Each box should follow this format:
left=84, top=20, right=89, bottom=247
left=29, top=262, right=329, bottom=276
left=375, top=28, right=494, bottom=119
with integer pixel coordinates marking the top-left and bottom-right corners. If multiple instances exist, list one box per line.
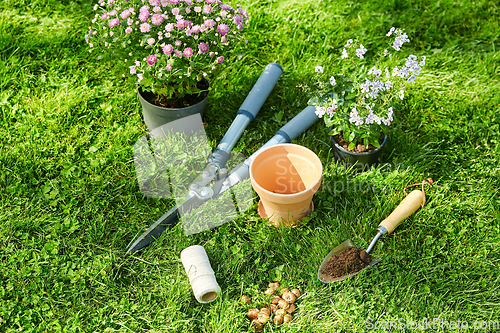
left=1, top=0, right=499, bottom=332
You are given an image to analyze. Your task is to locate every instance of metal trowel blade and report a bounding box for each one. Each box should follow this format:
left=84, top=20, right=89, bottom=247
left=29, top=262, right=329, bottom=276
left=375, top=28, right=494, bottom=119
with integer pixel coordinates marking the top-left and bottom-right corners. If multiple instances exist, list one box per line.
left=317, top=239, right=381, bottom=283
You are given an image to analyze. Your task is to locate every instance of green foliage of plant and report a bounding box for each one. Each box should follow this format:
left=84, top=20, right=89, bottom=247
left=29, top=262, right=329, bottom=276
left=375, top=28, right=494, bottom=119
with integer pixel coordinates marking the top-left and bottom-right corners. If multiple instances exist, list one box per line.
left=306, top=29, right=426, bottom=150
left=0, top=0, right=499, bottom=332
left=87, top=0, right=250, bottom=99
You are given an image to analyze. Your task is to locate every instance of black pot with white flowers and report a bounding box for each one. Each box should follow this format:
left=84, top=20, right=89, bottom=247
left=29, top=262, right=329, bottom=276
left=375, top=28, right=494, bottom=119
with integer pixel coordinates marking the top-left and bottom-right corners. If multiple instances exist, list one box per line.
left=306, top=27, right=426, bottom=171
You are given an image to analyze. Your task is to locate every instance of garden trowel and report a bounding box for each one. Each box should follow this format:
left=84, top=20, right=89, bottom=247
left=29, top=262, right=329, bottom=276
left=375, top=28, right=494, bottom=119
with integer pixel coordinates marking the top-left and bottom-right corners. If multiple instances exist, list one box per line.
left=318, top=190, right=424, bottom=283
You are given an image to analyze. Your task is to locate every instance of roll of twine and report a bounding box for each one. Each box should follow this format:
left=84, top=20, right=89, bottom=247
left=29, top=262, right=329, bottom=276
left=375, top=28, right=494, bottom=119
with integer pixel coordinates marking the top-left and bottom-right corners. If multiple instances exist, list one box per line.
left=180, top=245, right=221, bottom=304
left=189, top=274, right=221, bottom=303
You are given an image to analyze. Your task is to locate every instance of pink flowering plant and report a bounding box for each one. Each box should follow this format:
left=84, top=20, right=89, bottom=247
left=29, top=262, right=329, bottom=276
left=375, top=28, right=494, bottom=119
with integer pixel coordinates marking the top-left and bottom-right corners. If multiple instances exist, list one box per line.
left=86, top=0, right=249, bottom=99
left=309, top=28, right=426, bottom=151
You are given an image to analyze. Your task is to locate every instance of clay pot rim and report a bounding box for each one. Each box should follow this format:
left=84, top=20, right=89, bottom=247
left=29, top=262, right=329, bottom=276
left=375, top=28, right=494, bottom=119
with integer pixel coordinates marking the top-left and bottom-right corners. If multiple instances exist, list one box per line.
left=249, top=143, right=323, bottom=200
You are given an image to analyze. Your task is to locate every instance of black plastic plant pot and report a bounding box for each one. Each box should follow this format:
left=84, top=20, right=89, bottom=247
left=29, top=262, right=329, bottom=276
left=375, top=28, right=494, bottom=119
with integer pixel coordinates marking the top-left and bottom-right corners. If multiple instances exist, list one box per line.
left=137, top=79, right=209, bottom=133
left=330, top=134, right=387, bottom=172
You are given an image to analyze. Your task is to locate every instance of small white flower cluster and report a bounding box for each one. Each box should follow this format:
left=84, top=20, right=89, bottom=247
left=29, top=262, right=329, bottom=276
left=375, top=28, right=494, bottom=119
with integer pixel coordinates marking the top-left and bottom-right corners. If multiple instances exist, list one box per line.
left=310, top=27, right=425, bottom=148
left=315, top=98, right=338, bottom=118
left=392, top=54, right=425, bottom=85
left=363, top=104, right=393, bottom=125
left=387, top=27, right=410, bottom=51
left=346, top=105, right=393, bottom=127
left=341, top=39, right=367, bottom=60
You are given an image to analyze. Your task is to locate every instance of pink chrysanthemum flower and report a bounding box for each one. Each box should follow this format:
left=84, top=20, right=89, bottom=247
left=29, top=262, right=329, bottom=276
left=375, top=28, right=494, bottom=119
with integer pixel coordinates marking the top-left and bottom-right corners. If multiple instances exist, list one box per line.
left=165, top=64, right=172, bottom=71
left=203, top=5, right=212, bottom=14
left=238, top=7, right=249, bottom=20
left=216, top=56, right=224, bottom=64
left=129, top=66, right=137, bottom=74
left=125, top=27, right=133, bottom=34
left=139, top=11, right=149, bottom=21
left=169, top=0, right=180, bottom=4
left=160, top=0, right=168, bottom=6
left=151, top=14, right=163, bottom=25
left=140, top=23, right=151, bottom=32
left=174, top=40, right=182, bottom=46
left=233, top=14, right=243, bottom=25
left=137, top=74, right=144, bottom=81
left=120, top=9, right=131, bottom=19
left=198, top=42, right=209, bottom=53
left=194, top=6, right=202, bottom=13
left=153, top=6, right=162, bottom=13
left=217, top=24, right=228, bottom=35
left=146, top=54, right=158, bottom=65
left=140, top=5, right=150, bottom=13
left=109, top=18, right=120, bottom=28
left=209, top=51, right=215, bottom=57
left=109, top=10, right=117, bottom=16
left=149, top=0, right=160, bottom=6
left=220, top=4, right=233, bottom=11
left=165, top=23, right=174, bottom=32
left=147, top=38, right=155, bottom=45
left=204, top=19, right=215, bottom=29
left=183, top=47, right=193, bottom=58
left=177, top=20, right=186, bottom=30
left=101, top=13, right=109, bottom=19
left=174, top=50, right=182, bottom=57
left=163, top=44, right=173, bottom=55
left=192, top=25, right=201, bottom=33
left=221, top=36, right=228, bottom=43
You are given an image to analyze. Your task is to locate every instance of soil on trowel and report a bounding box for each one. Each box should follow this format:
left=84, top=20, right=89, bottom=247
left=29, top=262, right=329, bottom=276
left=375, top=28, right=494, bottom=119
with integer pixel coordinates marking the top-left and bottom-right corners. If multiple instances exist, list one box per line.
left=321, top=246, right=372, bottom=279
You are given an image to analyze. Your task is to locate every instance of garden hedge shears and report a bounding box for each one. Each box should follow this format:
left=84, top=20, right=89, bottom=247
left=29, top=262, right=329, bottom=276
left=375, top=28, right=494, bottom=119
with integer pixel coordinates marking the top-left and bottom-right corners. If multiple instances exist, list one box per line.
left=126, top=63, right=319, bottom=256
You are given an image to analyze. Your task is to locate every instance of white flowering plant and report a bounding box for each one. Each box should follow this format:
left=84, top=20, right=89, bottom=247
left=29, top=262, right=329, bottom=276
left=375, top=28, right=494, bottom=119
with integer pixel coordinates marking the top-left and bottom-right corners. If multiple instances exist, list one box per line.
left=86, top=0, right=249, bottom=103
left=309, top=28, right=426, bottom=151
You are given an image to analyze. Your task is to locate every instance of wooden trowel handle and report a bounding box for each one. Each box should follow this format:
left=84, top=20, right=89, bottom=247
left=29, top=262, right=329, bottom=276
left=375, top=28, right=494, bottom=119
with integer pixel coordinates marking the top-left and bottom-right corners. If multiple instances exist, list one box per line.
left=379, top=190, right=424, bottom=234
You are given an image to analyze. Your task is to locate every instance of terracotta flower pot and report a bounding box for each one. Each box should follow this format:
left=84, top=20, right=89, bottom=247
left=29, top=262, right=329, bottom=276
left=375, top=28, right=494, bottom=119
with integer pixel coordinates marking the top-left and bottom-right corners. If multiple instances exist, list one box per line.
left=137, top=79, right=209, bottom=133
left=249, top=144, right=323, bottom=226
